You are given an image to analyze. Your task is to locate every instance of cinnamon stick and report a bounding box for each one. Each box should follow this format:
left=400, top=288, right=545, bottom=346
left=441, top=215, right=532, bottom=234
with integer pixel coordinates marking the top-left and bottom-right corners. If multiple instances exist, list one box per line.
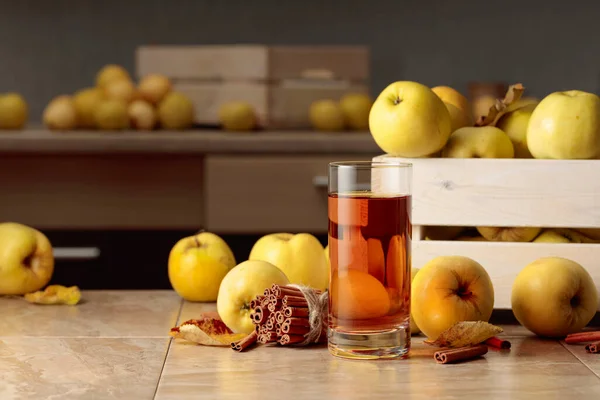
left=268, top=298, right=283, bottom=313
left=283, top=299, right=308, bottom=308
left=283, top=306, right=310, bottom=318
left=283, top=317, right=311, bottom=328
left=434, top=344, right=488, bottom=364
left=485, top=336, right=511, bottom=349
left=565, top=331, right=600, bottom=344
left=275, top=311, right=285, bottom=324
left=258, top=331, right=278, bottom=344
left=253, top=306, right=270, bottom=324
left=272, top=285, right=303, bottom=298
left=282, top=325, right=310, bottom=335
left=263, top=288, right=272, bottom=297
left=279, top=334, right=305, bottom=345
left=250, top=295, right=265, bottom=309
left=231, top=330, right=258, bottom=352
left=586, top=341, right=600, bottom=353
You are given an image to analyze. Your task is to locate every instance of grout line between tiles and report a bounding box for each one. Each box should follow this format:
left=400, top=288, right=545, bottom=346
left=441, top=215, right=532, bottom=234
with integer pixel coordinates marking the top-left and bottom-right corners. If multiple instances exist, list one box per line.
left=152, top=298, right=184, bottom=400
left=559, top=341, right=600, bottom=380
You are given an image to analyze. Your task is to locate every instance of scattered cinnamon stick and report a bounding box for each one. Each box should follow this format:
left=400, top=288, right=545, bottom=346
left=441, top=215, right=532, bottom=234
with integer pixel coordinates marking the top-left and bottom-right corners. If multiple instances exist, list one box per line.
left=585, top=341, right=600, bottom=354
left=434, top=344, right=488, bottom=364
left=485, top=336, right=511, bottom=349
left=231, top=330, right=258, bottom=352
left=565, top=331, right=600, bottom=344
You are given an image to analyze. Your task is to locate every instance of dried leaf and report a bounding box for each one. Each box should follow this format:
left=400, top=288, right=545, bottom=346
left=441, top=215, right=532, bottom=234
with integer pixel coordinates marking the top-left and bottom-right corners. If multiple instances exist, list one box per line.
left=170, top=317, right=246, bottom=347
left=424, top=321, right=503, bottom=348
left=475, top=83, right=525, bottom=127
left=24, top=285, right=81, bottom=305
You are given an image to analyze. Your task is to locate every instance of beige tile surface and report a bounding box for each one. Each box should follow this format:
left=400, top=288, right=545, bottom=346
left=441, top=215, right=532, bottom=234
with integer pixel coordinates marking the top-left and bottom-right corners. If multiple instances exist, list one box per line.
left=156, top=336, right=600, bottom=400
left=563, top=341, right=600, bottom=378
left=0, top=290, right=182, bottom=337
left=0, top=337, right=169, bottom=399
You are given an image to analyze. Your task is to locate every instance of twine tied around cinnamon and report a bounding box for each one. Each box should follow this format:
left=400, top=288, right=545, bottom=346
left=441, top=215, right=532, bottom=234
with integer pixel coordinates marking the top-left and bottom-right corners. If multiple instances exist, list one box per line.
left=287, top=284, right=329, bottom=345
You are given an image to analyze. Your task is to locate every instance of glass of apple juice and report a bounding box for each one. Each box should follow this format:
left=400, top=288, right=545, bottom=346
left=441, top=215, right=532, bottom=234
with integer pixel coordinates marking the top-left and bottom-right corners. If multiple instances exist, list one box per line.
left=327, top=161, right=412, bottom=360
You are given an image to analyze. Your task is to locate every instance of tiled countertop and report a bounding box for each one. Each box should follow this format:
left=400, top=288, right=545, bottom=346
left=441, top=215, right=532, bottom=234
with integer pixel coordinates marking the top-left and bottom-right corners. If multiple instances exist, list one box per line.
left=1, top=290, right=600, bottom=399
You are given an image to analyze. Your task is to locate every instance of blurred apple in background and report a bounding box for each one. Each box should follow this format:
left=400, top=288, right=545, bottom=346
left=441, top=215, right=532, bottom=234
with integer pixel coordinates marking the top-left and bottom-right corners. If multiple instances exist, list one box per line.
left=0, top=93, right=28, bottom=129
left=339, top=93, right=372, bottom=130
left=73, top=88, right=105, bottom=129
left=96, top=64, right=131, bottom=89
left=138, top=74, right=172, bottom=105
left=218, top=101, right=257, bottom=131
left=128, top=99, right=158, bottom=130
left=94, top=99, right=130, bottom=130
left=309, top=99, right=345, bottom=131
left=369, top=81, right=452, bottom=157
left=103, top=79, right=138, bottom=104
left=168, top=231, right=236, bottom=302
left=512, top=256, right=599, bottom=337
left=0, top=222, right=54, bottom=295
left=43, top=95, right=78, bottom=130
left=157, top=92, right=195, bottom=129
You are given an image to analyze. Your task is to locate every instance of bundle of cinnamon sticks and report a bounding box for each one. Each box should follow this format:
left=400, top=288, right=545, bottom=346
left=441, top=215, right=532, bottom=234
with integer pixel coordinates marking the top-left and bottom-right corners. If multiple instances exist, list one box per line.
left=231, top=284, right=327, bottom=352
left=565, top=330, right=600, bottom=354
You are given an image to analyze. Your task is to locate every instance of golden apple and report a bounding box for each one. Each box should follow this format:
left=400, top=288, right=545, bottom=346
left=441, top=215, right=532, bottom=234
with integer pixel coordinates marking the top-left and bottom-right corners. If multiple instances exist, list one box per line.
left=0, top=93, right=28, bottom=129
left=411, top=255, right=495, bottom=339
left=442, top=126, right=514, bottom=158
left=476, top=226, right=541, bottom=242
left=218, top=101, right=257, bottom=131
left=94, top=99, right=130, bottom=130
left=73, top=87, right=105, bottom=128
left=138, top=74, right=172, bottom=105
left=43, top=95, right=78, bottom=130
left=409, top=267, right=421, bottom=335
left=309, top=99, right=345, bottom=131
left=432, top=86, right=474, bottom=132
left=157, top=92, right=195, bottom=130
left=217, top=260, right=290, bottom=333
left=496, top=103, right=536, bottom=158
left=512, top=256, right=599, bottom=337
left=249, top=233, right=328, bottom=291
left=0, top=222, right=54, bottom=295
left=369, top=81, right=452, bottom=157
left=96, top=64, right=131, bottom=89
left=533, top=228, right=595, bottom=243
left=104, top=79, right=138, bottom=104
left=128, top=99, right=157, bottom=130
left=527, top=90, right=600, bottom=159
left=168, top=231, right=236, bottom=302
left=339, top=93, right=373, bottom=130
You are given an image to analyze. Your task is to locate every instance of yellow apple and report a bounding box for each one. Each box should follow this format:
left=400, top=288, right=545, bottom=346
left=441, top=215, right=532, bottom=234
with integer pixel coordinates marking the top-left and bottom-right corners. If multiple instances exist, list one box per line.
left=137, top=74, right=172, bottom=105
left=217, top=260, right=290, bottom=333
left=409, top=267, right=421, bottom=335
left=157, top=92, right=195, bottom=130
left=168, top=231, right=236, bottom=302
left=309, top=99, right=345, bottom=131
left=94, top=99, right=130, bottom=130
left=73, top=87, right=105, bottom=129
left=218, top=101, right=257, bottom=131
left=533, top=228, right=596, bottom=243
left=432, top=86, right=474, bottom=132
left=442, top=126, right=514, bottom=158
left=339, top=93, right=373, bottom=130
left=369, top=81, right=452, bottom=157
left=0, top=222, right=54, bottom=295
left=0, top=93, right=28, bottom=129
left=476, top=226, right=541, bottom=242
left=411, top=255, right=495, bottom=339
left=496, top=103, right=537, bottom=158
left=527, top=90, right=600, bottom=159
left=512, top=256, right=599, bottom=337
left=43, top=95, right=78, bottom=130
left=103, top=79, right=138, bottom=104
left=96, top=64, right=131, bottom=89
left=249, top=233, right=328, bottom=291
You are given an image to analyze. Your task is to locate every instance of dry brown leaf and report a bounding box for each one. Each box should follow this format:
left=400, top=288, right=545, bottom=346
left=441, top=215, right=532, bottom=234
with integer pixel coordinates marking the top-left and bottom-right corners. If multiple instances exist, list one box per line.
left=424, top=321, right=503, bottom=348
left=24, top=285, right=81, bottom=305
left=475, top=83, right=525, bottom=127
left=170, top=317, right=246, bottom=347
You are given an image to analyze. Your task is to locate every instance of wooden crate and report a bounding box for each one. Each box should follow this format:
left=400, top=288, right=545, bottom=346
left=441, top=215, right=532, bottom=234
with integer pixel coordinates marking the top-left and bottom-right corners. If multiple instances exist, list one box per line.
left=135, top=45, right=370, bottom=129
left=372, top=155, right=600, bottom=310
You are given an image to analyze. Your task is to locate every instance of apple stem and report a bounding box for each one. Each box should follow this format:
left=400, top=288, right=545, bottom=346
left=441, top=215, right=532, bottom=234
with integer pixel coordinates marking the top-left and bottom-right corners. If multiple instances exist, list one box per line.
left=393, top=97, right=402, bottom=105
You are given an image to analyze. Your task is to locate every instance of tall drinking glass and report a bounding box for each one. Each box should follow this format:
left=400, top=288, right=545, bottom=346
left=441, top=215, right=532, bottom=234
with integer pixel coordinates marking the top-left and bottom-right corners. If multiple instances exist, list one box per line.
left=327, top=161, right=412, bottom=359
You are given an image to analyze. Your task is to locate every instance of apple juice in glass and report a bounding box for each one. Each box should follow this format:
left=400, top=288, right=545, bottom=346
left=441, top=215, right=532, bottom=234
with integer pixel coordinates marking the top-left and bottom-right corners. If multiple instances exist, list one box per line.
left=327, top=161, right=412, bottom=359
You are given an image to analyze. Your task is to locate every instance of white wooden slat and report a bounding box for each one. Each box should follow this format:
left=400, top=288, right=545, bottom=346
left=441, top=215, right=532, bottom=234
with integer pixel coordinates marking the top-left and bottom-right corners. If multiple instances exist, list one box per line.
left=374, top=156, right=600, bottom=228
left=413, top=240, right=600, bottom=310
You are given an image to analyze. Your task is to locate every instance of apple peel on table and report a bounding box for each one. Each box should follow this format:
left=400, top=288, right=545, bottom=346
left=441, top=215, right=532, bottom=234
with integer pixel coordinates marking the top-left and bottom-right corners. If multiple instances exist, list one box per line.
left=24, top=285, right=81, bottom=305
left=424, top=321, right=503, bottom=348
left=170, top=315, right=246, bottom=347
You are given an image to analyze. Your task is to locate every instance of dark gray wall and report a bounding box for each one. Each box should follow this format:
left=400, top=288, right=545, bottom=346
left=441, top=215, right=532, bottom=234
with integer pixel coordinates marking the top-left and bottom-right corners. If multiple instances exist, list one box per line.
left=1, top=0, right=598, bottom=122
